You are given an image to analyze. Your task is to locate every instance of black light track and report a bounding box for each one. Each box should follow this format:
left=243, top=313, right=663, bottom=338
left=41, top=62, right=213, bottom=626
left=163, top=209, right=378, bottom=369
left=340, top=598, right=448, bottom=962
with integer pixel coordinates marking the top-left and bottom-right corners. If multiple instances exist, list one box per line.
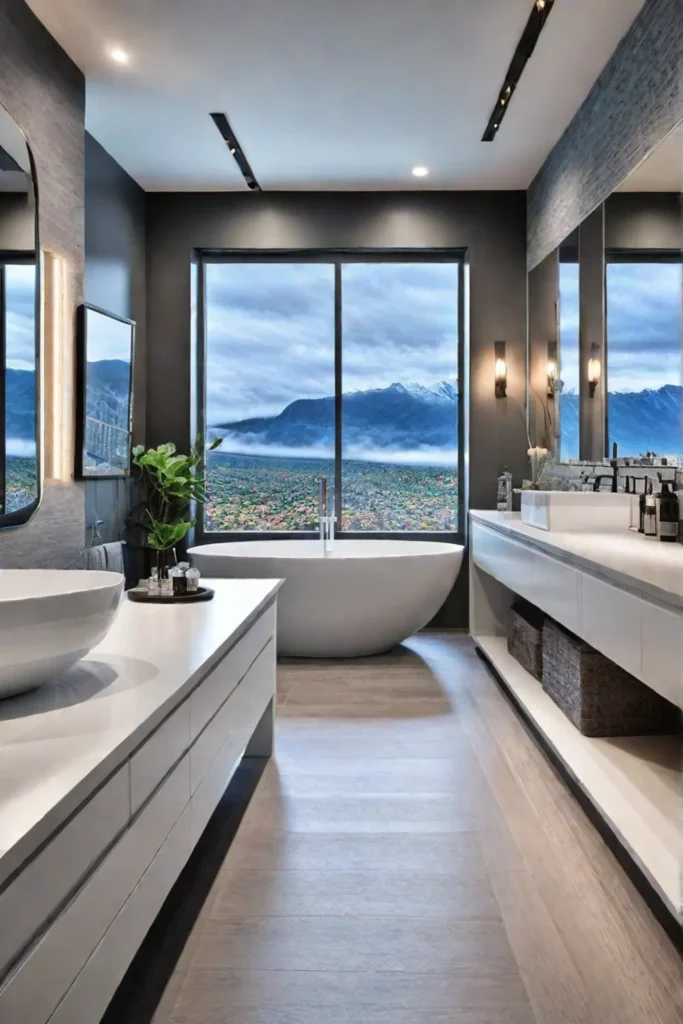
left=210, top=112, right=261, bottom=191
left=482, top=0, right=556, bottom=142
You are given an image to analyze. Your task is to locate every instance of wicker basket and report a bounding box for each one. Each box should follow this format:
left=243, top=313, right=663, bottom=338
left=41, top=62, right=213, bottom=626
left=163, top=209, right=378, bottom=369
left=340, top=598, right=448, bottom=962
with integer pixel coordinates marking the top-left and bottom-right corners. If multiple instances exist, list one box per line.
left=542, top=619, right=679, bottom=737
left=508, top=601, right=545, bottom=681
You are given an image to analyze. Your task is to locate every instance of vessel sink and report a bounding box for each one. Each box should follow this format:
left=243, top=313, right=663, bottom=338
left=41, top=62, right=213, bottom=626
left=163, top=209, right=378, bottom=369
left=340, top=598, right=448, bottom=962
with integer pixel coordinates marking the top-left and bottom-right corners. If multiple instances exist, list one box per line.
left=521, top=490, right=632, bottom=532
left=0, top=570, right=124, bottom=699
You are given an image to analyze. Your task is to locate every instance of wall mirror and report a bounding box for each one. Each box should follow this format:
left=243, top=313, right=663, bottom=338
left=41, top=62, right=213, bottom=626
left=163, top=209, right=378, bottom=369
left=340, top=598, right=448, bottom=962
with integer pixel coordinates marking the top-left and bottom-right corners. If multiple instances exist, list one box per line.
left=529, top=127, right=682, bottom=471
left=0, top=103, right=39, bottom=527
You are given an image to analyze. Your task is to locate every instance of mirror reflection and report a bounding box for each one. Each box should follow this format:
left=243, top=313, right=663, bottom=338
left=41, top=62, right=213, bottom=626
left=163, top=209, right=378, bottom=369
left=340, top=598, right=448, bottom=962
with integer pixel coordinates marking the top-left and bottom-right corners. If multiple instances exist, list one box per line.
left=549, top=128, right=682, bottom=468
left=0, top=103, right=39, bottom=526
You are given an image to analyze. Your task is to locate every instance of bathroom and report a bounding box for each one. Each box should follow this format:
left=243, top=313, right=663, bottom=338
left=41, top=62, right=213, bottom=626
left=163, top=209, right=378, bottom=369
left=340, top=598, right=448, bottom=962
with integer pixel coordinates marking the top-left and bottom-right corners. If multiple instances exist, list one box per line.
left=0, top=0, right=682, bottom=1021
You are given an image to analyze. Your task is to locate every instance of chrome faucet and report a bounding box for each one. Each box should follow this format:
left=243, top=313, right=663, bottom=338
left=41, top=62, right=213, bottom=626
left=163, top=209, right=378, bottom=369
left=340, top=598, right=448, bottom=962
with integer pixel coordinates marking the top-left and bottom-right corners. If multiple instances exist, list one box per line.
left=318, top=477, right=336, bottom=555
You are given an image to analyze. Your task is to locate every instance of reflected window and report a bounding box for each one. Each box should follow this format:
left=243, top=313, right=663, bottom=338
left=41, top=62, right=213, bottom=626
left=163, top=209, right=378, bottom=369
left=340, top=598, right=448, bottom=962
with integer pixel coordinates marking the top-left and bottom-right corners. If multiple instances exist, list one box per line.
left=3, top=262, right=37, bottom=514
left=558, top=261, right=579, bottom=462
left=606, top=259, right=681, bottom=458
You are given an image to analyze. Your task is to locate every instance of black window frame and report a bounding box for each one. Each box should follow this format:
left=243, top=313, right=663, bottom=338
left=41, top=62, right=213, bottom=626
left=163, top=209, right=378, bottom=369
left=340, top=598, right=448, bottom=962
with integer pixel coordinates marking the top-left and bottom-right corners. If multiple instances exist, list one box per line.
left=604, top=248, right=681, bottom=459
left=195, top=248, right=466, bottom=544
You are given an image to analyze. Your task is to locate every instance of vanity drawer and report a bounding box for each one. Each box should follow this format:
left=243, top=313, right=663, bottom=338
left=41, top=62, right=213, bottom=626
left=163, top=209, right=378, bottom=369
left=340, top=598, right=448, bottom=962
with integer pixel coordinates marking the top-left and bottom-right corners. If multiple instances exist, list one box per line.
left=641, top=602, right=683, bottom=708
left=191, top=639, right=275, bottom=843
left=580, top=574, right=642, bottom=680
left=48, top=803, right=193, bottom=1024
left=190, top=603, right=275, bottom=741
left=0, top=765, right=130, bottom=981
left=533, top=550, right=580, bottom=633
left=0, top=758, right=190, bottom=1024
left=471, top=523, right=538, bottom=602
left=130, top=700, right=191, bottom=814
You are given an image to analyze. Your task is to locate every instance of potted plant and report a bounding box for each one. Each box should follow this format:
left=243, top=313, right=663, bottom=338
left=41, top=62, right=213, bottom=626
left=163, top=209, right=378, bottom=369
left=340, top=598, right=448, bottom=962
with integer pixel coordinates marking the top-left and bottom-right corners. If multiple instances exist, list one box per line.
left=130, top=436, right=222, bottom=579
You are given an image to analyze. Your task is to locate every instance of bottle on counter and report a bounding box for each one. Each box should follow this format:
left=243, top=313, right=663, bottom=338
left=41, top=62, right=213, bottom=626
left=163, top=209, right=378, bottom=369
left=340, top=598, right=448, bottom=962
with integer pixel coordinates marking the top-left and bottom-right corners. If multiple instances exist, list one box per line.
left=638, top=478, right=650, bottom=534
left=186, top=567, right=201, bottom=593
left=658, top=482, right=679, bottom=542
left=643, top=490, right=657, bottom=538
left=496, top=468, right=513, bottom=512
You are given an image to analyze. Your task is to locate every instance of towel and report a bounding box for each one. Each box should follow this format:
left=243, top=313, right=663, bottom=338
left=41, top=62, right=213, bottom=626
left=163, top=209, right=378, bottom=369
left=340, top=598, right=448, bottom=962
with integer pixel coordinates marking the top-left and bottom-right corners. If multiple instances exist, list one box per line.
left=83, top=544, right=106, bottom=571
left=103, top=542, right=125, bottom=575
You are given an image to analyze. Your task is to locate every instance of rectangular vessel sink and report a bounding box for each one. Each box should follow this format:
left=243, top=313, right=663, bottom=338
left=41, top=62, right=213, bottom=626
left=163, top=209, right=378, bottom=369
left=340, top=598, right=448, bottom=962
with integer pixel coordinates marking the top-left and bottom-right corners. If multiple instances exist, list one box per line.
left=521, top=491, right=632, bottom=532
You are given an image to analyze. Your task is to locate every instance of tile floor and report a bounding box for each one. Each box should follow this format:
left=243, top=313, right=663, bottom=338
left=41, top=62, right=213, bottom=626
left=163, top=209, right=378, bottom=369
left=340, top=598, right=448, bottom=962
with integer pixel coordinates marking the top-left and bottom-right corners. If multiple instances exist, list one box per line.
left=151, top=633, right=683, bottom=1024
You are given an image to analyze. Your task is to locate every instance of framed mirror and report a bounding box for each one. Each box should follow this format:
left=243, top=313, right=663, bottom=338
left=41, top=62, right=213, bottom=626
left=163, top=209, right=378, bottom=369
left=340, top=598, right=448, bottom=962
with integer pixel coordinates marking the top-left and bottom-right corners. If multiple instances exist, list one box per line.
left=0, top=103, right=40, bottom=527
left=529, top=126, right=682, bottom=472
left=76, top=304, right=135, bottom=478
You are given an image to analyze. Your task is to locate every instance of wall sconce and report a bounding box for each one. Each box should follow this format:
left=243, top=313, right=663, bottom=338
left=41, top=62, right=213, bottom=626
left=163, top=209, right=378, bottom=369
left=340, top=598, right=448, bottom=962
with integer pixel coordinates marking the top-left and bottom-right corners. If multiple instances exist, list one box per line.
left=588, top=345, right=601, bottom=399
left=547, top=341, right=558, bottom=398
left=494, top=341, right=507, bottom=398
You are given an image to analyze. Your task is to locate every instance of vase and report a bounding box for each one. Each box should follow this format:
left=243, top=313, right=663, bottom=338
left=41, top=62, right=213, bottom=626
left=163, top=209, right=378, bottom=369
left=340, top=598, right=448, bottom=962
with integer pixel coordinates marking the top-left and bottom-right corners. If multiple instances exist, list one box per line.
left=155, top=547, right=177, bottom=580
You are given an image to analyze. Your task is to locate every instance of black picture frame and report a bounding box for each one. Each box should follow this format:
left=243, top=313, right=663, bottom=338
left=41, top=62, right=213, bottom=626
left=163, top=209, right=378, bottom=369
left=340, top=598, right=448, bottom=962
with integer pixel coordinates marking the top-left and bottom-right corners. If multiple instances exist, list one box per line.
left=76, top=304, right=135, bottom=480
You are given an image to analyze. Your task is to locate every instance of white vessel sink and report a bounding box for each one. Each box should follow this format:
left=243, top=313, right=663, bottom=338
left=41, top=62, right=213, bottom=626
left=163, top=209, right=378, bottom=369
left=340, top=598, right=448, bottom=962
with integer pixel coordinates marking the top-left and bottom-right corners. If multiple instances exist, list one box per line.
left=0, top=570, right=124, bottom=699
left=521, top=491, right=632, bottom=532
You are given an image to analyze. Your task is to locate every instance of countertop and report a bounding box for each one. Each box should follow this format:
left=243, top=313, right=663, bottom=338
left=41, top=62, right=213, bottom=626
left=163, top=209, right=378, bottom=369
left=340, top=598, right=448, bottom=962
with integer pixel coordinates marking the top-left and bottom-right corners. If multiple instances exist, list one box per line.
left=470, top=510, right=683, bottom=610
left=0, top=578, right=281, bottom=887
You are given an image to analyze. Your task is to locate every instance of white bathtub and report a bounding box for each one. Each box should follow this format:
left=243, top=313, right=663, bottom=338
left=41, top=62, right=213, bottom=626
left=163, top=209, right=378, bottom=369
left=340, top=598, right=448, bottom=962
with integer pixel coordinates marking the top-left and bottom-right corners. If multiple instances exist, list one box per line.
left=188, top=539, right=464, bottom=658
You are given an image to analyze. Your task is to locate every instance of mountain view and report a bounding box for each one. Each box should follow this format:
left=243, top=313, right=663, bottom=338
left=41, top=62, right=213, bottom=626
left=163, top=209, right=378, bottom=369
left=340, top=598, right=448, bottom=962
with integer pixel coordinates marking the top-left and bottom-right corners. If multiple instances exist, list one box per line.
left=559, top=384, right=682, bottom=459
left=214, top=380, right=459, bottom=459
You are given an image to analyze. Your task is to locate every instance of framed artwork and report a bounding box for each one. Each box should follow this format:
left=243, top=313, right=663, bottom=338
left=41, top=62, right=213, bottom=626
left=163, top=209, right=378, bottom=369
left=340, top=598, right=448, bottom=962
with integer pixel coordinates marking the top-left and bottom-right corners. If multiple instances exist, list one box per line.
left=77, top=304, right=135, bottom=479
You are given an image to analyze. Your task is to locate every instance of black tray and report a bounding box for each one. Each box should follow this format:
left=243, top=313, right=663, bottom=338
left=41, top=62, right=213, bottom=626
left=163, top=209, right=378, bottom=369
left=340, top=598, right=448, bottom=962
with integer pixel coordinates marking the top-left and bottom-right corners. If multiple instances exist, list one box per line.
left=127, top=585, right=215, bottom=604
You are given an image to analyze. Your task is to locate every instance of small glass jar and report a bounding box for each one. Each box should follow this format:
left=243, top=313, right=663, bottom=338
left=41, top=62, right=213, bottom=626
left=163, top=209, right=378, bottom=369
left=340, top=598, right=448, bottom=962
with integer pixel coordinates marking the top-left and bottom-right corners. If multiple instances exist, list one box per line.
left=160, top=576, right=174, bottom=597
left=148, top=567, right=160, bottom=596
left=186, top=567, right=201, bottom=593
left=171, top=566, right=188, bottom=596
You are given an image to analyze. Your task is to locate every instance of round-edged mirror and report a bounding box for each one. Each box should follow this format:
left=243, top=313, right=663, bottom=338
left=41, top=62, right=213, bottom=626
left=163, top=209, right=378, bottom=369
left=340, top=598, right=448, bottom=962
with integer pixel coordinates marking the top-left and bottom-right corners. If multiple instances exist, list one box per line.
left=0, top=103, right=40, bottom=527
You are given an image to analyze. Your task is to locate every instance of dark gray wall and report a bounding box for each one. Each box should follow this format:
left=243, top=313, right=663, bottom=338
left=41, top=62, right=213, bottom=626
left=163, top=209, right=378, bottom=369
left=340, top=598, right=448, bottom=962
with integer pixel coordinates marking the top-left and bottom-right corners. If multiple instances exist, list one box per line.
left=528, top=0, right=683, bottom=270
left=605, top=192, right=681, bottom=250
left=0, top=0, right=85, bottom=569
left=145, top=190, right=529, bottom=626
left=0, top=191, right=34, bottom=250
left=84, top=132, right=147, bottom=545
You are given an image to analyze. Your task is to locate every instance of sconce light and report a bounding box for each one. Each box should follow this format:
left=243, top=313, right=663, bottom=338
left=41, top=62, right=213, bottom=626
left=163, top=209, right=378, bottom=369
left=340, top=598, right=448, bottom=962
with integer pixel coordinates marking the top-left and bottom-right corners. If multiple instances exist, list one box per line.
left=494, top=341, right=507, bottom=399
left=588, top=344, right=601, bottom=398
left=546, top=341, right=558, bottom=398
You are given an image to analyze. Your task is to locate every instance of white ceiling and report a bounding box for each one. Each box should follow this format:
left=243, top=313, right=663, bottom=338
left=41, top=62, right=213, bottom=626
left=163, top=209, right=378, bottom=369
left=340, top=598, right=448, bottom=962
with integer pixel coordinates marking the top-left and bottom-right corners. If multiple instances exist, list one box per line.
left=27, top=0, right=644, bottom=192
left=616, top=125, right=683, bottom=192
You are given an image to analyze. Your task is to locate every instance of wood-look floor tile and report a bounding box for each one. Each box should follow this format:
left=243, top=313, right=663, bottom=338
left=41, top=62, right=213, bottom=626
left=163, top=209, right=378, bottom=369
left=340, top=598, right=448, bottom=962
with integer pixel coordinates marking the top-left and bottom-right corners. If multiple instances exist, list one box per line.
left=223, top=830, right=489, bottom=876
left=263, top=756, right=483, bottom=793
left=209, top=868, right=500, bottom=920
left=191, top=916, right=520, bottom=975
left=170, top=967, right=533, bottom=1024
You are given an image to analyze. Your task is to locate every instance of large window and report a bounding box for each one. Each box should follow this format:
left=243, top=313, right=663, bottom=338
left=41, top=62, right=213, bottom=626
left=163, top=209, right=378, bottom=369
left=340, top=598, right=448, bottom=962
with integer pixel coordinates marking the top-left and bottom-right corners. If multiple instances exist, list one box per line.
left=203, top=256, right=462, bottom=535
left=606, top=257, right=681, bottom=458
left=558, top=260, right=579, bottom=462
left=3, top=262, right=37, bottom=515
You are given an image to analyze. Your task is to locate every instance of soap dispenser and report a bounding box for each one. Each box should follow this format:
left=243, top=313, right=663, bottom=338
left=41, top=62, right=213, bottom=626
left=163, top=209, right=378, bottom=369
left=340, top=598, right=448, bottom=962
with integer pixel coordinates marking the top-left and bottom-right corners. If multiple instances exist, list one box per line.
left=658, top=482, right=679, bottom=542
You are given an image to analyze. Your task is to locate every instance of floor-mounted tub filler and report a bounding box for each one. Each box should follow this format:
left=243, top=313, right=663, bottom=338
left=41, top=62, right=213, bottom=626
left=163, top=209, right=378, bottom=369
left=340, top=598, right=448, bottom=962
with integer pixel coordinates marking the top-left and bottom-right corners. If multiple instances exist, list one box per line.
left=188, top=539, right=464, bottom=658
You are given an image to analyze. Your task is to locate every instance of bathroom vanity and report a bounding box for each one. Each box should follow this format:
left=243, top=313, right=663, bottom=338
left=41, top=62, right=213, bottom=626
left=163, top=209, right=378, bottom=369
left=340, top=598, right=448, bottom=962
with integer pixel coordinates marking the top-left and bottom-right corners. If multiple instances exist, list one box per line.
left=0, top=578, right=281, bottom=1024
left=470, top=510, right=682, bottom=923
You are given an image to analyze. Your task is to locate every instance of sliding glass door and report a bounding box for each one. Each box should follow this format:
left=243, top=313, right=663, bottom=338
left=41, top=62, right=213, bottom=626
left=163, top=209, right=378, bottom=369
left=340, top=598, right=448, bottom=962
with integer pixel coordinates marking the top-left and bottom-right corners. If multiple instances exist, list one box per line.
left=201, top=254, right=463, bottom=537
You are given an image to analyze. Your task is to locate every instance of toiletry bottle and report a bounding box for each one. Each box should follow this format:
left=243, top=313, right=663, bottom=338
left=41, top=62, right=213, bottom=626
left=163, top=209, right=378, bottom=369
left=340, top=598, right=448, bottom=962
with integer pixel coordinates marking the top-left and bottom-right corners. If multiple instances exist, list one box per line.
left=658, top=482, right=679, bottom=542
left=643, top=491, right=657, bottom=538
left=496, top=469, right=513, bottom=512
left=638, top=479, right=648, bottom=534
left=186, top=568, right=201, bottom=593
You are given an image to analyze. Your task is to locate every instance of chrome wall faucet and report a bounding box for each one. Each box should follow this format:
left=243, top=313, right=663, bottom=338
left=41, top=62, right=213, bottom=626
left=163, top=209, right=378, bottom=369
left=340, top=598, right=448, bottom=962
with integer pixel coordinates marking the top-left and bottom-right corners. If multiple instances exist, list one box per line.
left=318, top=477, right=336, bottom=555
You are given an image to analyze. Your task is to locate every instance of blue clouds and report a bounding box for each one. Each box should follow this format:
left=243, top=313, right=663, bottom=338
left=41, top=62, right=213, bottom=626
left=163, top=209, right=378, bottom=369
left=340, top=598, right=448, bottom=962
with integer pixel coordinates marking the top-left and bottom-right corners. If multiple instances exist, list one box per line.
left=205, top=261, right=459, bottom=426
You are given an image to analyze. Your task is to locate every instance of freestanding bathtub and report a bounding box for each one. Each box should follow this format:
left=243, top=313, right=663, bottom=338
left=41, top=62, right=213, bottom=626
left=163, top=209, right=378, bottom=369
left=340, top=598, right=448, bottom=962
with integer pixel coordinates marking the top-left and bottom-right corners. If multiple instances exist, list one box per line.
left=188, top=539, right=464, bottom=658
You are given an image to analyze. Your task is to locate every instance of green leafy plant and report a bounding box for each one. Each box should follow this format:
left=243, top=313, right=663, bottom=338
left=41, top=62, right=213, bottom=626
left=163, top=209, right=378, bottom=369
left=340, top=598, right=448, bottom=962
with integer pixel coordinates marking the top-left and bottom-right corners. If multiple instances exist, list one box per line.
left=131, top=436, right=222, bottom=552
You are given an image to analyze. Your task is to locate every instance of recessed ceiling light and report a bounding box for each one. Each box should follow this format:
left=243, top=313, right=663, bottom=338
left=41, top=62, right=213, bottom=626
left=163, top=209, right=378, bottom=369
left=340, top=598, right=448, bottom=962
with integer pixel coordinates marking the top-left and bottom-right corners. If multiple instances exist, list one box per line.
left=412, top=165, right=429, bottom=178
left=108, top=46, right=130, bottom=65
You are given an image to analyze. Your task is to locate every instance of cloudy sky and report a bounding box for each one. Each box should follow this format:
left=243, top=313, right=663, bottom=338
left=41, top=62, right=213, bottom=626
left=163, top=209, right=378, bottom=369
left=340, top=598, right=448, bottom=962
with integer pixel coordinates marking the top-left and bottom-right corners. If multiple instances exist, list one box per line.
left=205, top=261, right=459, bottom=426
left=560, top=260, right=681, bottom=393
left=5, top=263, right=36, bottom=371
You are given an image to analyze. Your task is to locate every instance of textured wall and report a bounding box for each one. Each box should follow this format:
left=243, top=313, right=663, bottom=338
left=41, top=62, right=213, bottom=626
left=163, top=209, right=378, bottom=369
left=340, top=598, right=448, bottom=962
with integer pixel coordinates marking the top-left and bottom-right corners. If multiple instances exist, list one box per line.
left=0, top=0, right=85, bottom=568
left=527, top=0, right=683, bottom=270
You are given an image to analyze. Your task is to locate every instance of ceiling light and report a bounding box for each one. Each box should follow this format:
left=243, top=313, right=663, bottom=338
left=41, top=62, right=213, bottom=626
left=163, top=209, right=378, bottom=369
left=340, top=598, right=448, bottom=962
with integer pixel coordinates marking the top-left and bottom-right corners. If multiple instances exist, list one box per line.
left=412, top=166, right=429, bottom=178
left=108, top=46, right=130, bottom=65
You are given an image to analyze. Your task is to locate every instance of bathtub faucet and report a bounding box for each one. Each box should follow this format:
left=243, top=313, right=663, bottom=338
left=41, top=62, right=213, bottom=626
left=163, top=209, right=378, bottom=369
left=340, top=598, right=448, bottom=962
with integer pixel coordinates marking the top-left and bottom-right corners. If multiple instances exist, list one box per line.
left=318, top=477, right=336, bottom=556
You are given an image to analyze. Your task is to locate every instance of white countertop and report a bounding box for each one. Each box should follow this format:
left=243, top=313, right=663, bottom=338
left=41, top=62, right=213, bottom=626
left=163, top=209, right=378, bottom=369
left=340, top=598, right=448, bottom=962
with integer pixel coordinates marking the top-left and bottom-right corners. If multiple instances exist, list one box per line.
left=0, top=578, right=281, bottom=887
left=470, top=511, right=683, bottom=609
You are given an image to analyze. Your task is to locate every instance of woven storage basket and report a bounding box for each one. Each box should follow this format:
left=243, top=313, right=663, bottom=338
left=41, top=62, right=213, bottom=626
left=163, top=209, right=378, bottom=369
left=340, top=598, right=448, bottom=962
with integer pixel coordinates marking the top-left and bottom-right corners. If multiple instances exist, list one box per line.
left=508, top=601, right=544, bottom=681
left=542, top=619, right=679, bottom=737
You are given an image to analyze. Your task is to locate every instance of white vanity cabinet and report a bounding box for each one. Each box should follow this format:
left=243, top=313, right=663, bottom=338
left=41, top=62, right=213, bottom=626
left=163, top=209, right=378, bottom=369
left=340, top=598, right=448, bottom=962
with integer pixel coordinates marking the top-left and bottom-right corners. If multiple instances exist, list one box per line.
left=470, top=512, right=683, bottom=923
left=0, top=579, right=281, bottom=1024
